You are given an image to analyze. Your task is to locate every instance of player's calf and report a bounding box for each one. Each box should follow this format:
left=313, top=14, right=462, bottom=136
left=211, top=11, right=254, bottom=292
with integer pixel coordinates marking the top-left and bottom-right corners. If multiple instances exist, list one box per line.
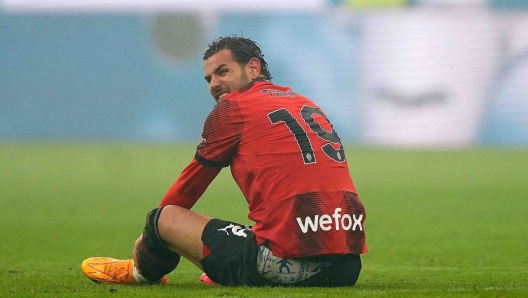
left=136, top=206, right=181, bottom=282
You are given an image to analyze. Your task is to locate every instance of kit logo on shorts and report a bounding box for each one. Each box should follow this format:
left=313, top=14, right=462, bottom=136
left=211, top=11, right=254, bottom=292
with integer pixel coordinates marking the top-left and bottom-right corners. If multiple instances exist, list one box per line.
left=217, top=224, right=251, bottom=237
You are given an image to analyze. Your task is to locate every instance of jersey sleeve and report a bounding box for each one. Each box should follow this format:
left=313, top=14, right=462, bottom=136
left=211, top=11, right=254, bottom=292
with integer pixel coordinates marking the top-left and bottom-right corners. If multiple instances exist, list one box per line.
left=158, top=158, right=222, bottom=209
left=195, top=99, right=244, bottom=167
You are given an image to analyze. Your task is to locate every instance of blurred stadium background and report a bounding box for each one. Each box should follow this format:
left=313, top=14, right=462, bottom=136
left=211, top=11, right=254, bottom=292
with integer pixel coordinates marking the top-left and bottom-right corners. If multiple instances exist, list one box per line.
left=1, top=0, right=527, bottom=147
left=1, top=1, right=527, bottom=296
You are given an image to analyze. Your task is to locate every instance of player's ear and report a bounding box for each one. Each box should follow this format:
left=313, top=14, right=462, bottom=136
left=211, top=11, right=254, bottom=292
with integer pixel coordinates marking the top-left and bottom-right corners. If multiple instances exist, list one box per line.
left=247, top=57, right=262, bottom=80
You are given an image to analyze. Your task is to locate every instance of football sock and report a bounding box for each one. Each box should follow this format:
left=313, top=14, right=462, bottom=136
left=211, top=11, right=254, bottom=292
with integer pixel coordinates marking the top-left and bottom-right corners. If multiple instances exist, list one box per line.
left=132, top=266, right=150, bottom=284
left=137, top=207, right=181, bottom=281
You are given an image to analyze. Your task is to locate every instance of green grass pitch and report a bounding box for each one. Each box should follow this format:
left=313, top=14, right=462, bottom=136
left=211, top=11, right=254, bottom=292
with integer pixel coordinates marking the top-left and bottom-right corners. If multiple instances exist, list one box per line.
left=0, top=143, right=526, bottom=297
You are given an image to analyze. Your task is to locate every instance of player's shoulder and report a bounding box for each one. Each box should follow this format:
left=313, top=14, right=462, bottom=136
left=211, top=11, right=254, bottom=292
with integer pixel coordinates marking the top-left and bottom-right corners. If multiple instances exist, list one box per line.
left=225, top=79, right=317, bottom=110
left=244, top=80, right=312, bottom=102
left=252, top=80, right=295, bottom=94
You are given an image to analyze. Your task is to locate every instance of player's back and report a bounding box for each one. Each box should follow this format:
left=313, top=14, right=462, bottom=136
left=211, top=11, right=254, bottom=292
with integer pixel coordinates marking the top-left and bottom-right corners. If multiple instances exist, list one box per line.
left=230, top=81, right=355, bottom=203
left=225, top=79, right=367, bottom=258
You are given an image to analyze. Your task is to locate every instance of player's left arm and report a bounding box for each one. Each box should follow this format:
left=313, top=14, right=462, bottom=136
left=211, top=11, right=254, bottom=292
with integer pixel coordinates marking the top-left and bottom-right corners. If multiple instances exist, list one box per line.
left=160, top=100, right=242, bottom=208
left=158, top=157, right=222, bottom=209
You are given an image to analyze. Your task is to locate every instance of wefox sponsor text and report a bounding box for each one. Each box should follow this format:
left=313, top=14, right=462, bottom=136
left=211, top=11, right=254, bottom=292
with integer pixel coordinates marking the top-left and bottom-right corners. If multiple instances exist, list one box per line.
left=296, top=208, right=363, bottom=233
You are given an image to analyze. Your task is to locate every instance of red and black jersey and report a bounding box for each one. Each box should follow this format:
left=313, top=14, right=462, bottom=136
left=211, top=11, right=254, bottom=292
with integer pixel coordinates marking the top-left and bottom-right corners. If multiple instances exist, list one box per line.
left=162, top=79, right=367, bottom=258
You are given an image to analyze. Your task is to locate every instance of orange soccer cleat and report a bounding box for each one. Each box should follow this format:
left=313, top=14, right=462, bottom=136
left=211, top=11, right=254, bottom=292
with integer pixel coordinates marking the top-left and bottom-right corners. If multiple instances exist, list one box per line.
left=81, top=257, right=167, bottom=285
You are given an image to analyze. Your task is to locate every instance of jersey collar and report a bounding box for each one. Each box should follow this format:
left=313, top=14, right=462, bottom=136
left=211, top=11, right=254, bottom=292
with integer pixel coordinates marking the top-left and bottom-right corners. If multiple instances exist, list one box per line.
left=238, top=77, right=271, bottom=93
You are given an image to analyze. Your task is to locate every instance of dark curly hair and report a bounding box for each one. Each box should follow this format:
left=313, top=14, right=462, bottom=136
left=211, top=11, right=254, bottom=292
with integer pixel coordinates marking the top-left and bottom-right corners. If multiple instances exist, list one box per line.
left=203, top=35, right=272, bottom=80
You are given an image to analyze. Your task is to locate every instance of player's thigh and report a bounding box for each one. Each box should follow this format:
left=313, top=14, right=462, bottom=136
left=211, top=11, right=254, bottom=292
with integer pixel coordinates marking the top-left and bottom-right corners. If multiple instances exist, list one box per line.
left=157, top=205, right=212, bottom=267
left=200, top=219, right=261, bottom=286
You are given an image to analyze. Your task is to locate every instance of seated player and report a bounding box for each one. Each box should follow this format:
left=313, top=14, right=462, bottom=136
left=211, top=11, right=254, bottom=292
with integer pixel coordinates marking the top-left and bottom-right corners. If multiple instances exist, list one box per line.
left=81, top=35, right=368, bottom=287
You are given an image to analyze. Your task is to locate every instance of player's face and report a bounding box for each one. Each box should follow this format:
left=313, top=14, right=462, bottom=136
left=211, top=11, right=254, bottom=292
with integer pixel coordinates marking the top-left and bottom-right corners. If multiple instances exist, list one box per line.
left=204, top=49, right=253, bottom=102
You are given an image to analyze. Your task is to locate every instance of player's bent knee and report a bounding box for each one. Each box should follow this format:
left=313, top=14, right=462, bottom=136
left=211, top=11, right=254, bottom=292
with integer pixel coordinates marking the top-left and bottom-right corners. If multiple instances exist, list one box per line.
left=137, top=206, right=181, bottom=282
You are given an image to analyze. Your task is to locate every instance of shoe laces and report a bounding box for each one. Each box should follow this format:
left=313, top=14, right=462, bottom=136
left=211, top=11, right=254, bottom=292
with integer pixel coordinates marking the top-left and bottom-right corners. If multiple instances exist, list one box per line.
left=104, top=260, right=133, bottom=283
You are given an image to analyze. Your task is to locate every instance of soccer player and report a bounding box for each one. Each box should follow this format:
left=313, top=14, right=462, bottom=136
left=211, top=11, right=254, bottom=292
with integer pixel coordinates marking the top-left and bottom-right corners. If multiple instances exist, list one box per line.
left=81, top=36, right=368, bottom=287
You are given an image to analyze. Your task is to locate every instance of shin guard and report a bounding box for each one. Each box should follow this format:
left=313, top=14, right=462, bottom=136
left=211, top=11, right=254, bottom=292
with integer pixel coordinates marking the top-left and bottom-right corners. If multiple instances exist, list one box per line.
left=137, top=206, right=181, bottom=282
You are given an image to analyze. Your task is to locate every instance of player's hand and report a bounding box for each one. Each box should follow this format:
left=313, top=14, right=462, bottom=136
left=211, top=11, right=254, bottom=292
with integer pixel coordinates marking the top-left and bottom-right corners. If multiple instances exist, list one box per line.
left=133, top=234, right=143, bottom=273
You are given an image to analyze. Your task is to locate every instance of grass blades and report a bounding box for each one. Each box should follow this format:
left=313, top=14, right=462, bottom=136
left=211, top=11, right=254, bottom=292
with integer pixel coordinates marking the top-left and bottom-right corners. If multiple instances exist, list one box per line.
left=0, top=143, right=526, bottom=297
